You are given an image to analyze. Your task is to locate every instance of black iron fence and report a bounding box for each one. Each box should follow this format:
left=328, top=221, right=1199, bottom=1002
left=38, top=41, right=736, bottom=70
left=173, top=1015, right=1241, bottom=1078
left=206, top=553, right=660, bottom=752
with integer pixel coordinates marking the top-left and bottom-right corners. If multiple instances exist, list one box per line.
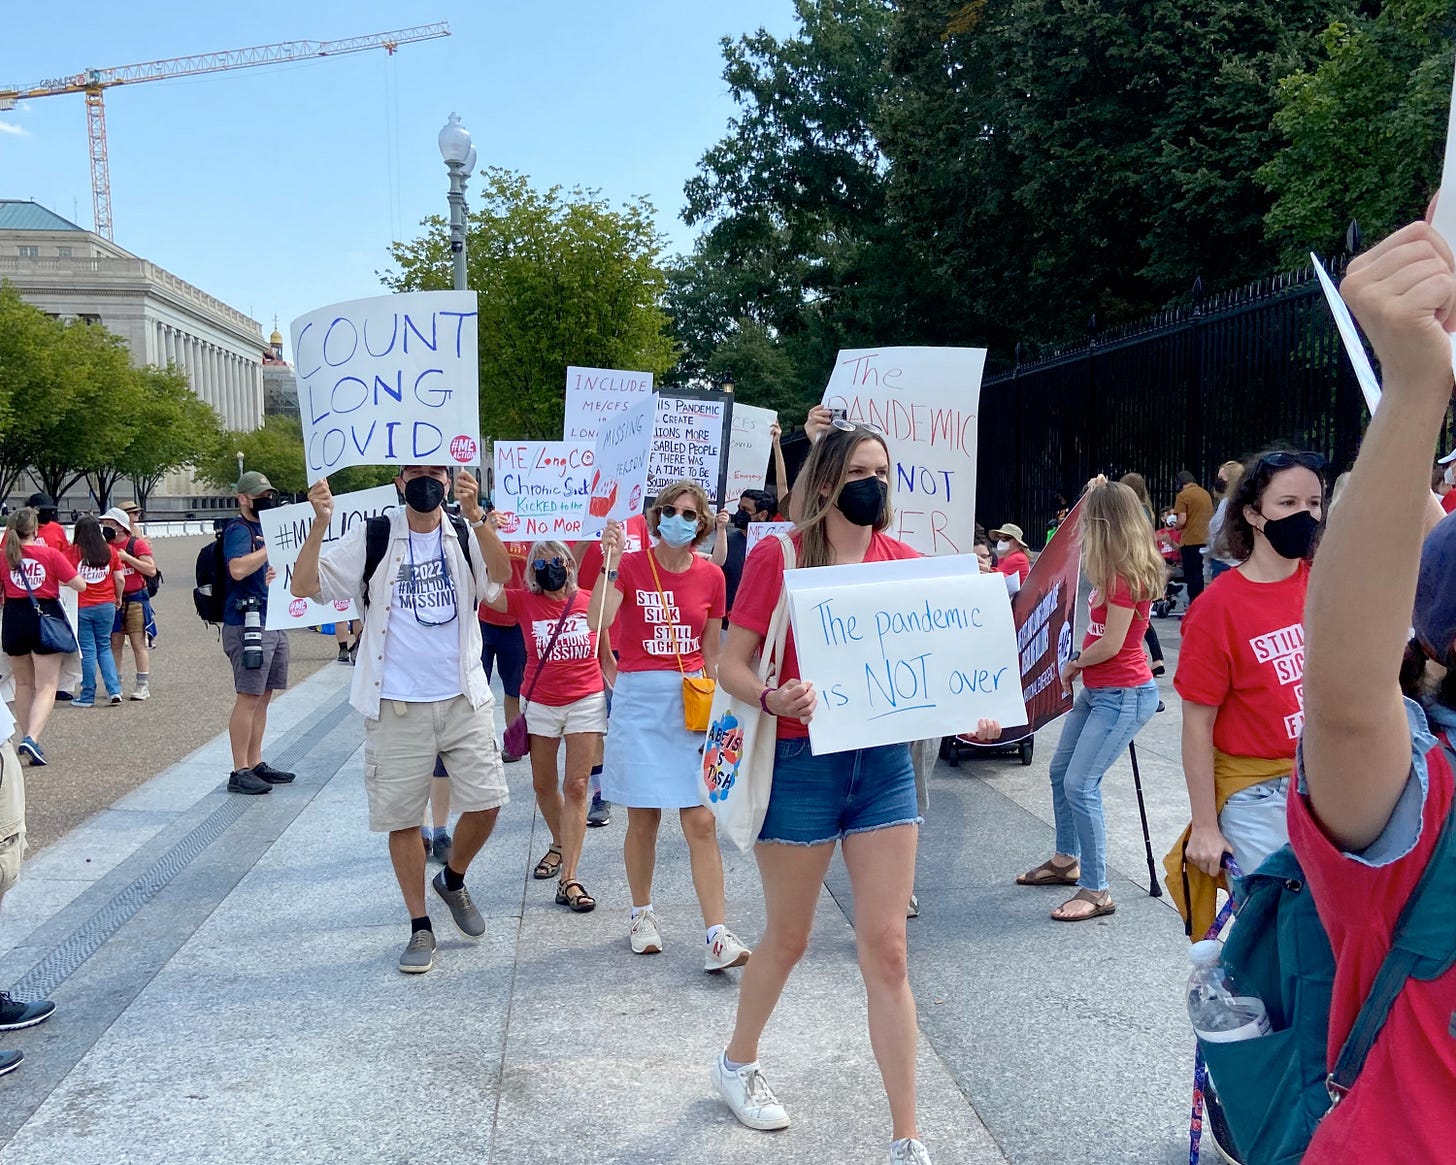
left=975, top=255, right=1400, bottom=545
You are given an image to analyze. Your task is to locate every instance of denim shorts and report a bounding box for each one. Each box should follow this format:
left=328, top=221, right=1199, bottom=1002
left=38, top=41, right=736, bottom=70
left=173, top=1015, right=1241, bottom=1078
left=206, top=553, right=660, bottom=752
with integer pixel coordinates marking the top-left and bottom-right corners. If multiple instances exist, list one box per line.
left=758, top=738, right=922, bottom=846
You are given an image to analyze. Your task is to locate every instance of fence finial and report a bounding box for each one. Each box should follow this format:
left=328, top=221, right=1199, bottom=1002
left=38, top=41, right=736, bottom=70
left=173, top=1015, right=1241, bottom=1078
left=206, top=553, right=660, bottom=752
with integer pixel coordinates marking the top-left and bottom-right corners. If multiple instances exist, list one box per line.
left=1346, top=220, right=1362, bottom=254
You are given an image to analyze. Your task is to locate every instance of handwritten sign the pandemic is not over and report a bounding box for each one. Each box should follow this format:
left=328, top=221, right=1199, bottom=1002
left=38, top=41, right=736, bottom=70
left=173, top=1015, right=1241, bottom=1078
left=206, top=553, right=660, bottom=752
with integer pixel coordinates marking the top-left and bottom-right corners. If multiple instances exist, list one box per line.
left=258, top=485, right=398, bottom=630
left=649, top=388, right=734, bottom=508
left=821, top=347, right=985, bottom=556
left=494, top=441, right=595, bottom=543
left=784, top=556, right=1027, bottom=755
left=292, top=291, right=481, bottom=485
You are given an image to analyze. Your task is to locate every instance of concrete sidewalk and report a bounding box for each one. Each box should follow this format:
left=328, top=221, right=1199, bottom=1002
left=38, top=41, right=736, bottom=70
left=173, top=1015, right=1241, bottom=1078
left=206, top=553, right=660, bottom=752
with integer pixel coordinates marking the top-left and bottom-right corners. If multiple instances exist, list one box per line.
left=0, top=616, right=1209, bottom=1164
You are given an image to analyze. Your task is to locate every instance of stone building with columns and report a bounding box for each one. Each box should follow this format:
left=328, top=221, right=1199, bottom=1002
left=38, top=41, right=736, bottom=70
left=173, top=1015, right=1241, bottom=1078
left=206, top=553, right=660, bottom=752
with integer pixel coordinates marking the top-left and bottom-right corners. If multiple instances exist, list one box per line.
left=0, top=199, right=267, bottom=517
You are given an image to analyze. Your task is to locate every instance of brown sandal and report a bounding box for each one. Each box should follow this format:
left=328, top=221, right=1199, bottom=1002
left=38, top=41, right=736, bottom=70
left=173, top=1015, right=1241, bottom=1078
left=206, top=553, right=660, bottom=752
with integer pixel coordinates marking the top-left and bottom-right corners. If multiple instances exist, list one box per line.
left=1016, top=858, right=1080, bottom=886
left=533, top=845, right=563, bottom=880
left=556, top=879, right=597, bottom=913
left=1051, top=888, right=1116, bottom=922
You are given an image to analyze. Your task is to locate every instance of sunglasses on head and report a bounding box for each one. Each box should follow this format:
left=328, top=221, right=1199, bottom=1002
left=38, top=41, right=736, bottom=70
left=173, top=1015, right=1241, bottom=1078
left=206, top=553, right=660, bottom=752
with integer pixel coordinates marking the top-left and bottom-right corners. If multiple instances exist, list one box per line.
left=1254, top=450, right=1327, bottom=475
left=657, top=503, right=700, bottom=522
left=532, top=557, right=564, bottom=570
left=830, top=417, right=886, bottom=436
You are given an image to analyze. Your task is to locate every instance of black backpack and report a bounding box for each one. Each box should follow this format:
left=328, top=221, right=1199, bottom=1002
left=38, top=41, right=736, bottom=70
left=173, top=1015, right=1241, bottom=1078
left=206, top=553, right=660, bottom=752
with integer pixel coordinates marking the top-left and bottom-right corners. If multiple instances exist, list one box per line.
left=359, top=511, right=472, bottom=611
left=128, top=536, right=163, bottom=597
left=192, top=521, right=236, bottom=625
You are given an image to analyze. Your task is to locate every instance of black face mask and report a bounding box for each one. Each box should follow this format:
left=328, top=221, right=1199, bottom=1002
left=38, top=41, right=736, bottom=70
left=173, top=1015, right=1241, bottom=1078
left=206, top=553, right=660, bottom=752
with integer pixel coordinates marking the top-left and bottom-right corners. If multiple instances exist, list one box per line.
left=248, top=495, right=277, bottom=514
left=1260, top=510, right=1318, bottom=560
left=836, top=477, right=887, bottom=527
left=37, top=509, right=57, bottom=525
left=730, top=510, right=751, bottom=531
left=404, top=476, right=446, bottom=514
left=535, top=563, right=569, bottom=593
left=102, top=527, right=116, bottom=542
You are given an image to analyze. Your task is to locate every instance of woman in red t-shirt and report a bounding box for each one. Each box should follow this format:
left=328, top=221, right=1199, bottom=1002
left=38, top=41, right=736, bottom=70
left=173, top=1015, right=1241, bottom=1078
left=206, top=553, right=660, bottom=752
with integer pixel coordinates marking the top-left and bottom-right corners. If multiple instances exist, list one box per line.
left=1016, top=478, right=1163, bottom=921
left=483, top=539, right=605, bottom=912
left=1174, top=451, right=1323, bottom=886
left=588, top=480, right=749, bottom=969
left=2, top=507, right=84, bottom=767
left=67, top=515, right=126, bottom=707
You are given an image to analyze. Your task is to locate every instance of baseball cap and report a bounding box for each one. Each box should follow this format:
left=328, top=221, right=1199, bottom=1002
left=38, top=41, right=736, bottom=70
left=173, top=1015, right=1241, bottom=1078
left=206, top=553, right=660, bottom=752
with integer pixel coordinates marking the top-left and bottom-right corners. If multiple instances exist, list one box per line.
left=25, top=492, right=53, bottom=509
left=1414, top=512, right=1456, bottom=663
left=236, top=470, right=275, bottom=497
left=101, top=507, right=132, bottom=528
left=1440, top=450, right=1456, bottom=466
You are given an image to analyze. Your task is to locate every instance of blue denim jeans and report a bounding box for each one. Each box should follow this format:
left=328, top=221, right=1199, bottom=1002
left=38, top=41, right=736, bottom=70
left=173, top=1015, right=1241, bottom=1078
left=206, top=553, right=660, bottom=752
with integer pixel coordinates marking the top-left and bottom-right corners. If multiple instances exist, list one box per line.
left=1048, top=681, right=1159, bottom=891
left=77, top=603, right=122, bottom=703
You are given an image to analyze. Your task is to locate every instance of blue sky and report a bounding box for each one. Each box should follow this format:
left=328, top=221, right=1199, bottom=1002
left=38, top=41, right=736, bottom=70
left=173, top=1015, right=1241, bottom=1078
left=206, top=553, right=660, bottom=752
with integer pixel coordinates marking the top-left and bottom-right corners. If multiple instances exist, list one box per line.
left=1, top=2, right=798, bottom=353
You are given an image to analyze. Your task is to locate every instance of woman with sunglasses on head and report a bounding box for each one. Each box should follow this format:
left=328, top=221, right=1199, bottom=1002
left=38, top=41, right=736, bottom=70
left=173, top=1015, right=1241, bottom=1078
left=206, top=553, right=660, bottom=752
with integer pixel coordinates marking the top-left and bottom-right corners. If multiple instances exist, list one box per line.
left=589, top=480, right=751, bottom=969
left=712, top=418, right=979, bottom=1165
left=483, top=540, right=605, bottom=912
left=1016, top=477, right=1163, bottom=921
left=1172, top=451, right=1323, bottom=904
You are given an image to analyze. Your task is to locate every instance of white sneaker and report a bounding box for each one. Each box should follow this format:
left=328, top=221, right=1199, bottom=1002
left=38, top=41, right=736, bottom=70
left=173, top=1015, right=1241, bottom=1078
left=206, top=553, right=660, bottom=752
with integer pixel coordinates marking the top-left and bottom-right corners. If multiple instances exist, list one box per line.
left=705, top=929, right=751, bottom=972
left=130, top=684, right=150, bottom=702
left=890, top=1139, right=933, bottom=1164
left=629, top=909, right=662, bottom=954
left=711, top=1052, right=790, bottom=1131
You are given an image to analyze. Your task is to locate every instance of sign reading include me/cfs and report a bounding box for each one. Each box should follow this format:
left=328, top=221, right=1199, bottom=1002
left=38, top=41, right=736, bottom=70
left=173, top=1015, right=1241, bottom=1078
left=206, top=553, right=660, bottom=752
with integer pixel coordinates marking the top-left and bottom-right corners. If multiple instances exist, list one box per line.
left=784, top=556, right=1028, bottom=755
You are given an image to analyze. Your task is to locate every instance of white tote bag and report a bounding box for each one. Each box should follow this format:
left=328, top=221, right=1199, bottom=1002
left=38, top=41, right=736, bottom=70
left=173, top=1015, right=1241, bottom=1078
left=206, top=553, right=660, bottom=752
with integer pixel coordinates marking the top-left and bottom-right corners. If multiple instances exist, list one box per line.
left=702, top=535, right=797, bottom=852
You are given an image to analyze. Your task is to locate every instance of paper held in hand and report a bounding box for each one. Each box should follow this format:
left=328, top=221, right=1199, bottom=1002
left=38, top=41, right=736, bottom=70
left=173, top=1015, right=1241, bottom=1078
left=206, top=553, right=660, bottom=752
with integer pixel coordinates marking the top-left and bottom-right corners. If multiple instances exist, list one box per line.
left=783, top=556, right=1028, bottom=755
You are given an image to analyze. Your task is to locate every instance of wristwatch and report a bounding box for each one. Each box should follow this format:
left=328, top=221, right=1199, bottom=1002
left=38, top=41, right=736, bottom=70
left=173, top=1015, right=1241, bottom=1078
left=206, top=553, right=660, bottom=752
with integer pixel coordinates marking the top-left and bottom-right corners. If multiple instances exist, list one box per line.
left=468, top=515, right=487, bottom=529
left=606, top=569, right=619, bottom=582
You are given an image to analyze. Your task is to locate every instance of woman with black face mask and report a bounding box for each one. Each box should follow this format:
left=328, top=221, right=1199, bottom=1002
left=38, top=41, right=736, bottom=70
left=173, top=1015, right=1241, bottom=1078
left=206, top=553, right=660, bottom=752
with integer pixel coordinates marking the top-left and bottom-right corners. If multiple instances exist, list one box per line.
left=480, top=539, right=605, bottom=913
left=1170, top=450, right=1324, bottom=932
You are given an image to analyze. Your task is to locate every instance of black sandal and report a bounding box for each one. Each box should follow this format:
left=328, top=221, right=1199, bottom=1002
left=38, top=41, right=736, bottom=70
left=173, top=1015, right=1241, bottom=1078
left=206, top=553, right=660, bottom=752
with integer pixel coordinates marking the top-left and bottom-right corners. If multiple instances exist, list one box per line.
left=533, top=845, right=563, bottom=880
left=556, top=879, right=596, bottom=913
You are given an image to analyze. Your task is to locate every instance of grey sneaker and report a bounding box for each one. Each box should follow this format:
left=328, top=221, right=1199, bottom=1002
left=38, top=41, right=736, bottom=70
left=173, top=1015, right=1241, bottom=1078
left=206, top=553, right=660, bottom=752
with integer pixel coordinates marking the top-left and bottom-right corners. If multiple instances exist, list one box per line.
left=399, top=929, right=436, bottom=974
left=587, top=793, right=612, bottom=827
left=432, top=870, right=485, bottom=937
left=130, top=683, right=150, bottom=701
left=890, top=1139, right=933, bottom=1164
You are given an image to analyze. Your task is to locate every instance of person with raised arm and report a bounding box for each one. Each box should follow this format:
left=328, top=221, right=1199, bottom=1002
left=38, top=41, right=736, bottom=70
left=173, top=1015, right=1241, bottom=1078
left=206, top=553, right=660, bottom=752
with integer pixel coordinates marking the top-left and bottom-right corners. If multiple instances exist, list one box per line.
left=1298, top=216, right=1456, bottom=1160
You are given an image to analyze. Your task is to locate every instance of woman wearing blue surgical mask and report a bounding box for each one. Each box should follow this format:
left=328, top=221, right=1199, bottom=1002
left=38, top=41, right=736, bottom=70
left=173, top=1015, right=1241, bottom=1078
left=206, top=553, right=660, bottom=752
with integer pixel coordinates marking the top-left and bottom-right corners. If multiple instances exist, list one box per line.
left=587, top=480, right=750, bottom=970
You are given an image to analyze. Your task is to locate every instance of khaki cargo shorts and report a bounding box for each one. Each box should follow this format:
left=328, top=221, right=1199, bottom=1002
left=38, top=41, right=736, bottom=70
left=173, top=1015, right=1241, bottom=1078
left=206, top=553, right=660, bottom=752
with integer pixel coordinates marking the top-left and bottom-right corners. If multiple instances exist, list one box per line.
left=363, top=696, right=510, bottom=832
left=0, top=740, right=26, bottom=903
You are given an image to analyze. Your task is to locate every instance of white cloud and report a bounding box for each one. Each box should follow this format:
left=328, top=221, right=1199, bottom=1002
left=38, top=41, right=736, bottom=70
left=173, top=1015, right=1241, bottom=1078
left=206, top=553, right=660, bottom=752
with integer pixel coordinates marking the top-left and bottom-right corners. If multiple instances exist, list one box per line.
left=0, top=121, right=29, bottom=137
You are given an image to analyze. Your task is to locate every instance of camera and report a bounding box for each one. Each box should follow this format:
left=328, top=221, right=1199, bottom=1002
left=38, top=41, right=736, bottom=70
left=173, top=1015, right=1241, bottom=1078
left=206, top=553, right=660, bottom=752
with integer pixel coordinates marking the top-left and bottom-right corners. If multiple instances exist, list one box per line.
left=238, top=596, right=264, bottom=670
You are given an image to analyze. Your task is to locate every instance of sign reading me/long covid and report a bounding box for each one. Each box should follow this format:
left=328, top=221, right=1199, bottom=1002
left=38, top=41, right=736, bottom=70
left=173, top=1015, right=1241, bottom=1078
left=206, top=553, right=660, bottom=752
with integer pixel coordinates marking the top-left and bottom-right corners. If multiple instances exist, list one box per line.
left=292, top=291, right=482, bottom=485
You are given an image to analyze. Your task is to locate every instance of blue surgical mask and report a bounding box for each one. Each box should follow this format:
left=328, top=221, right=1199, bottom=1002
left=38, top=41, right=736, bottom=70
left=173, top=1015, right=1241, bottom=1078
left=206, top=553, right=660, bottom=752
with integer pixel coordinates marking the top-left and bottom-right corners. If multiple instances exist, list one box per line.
left=657, top=514, right=699, bottom=547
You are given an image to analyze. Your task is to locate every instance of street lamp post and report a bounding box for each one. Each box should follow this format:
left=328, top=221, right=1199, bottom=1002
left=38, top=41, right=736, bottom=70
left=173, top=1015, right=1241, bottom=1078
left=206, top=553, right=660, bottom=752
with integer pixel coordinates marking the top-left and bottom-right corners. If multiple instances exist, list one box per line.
left=236, top=450, right=245, bottom=486
left=438, top=113, right=477, bottom=292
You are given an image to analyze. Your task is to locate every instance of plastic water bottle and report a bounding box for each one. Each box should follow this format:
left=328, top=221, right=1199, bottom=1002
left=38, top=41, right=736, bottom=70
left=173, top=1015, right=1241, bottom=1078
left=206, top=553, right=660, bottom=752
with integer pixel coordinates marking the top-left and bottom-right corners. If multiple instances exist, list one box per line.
left=1187, top=939, right=1270, bottom=1043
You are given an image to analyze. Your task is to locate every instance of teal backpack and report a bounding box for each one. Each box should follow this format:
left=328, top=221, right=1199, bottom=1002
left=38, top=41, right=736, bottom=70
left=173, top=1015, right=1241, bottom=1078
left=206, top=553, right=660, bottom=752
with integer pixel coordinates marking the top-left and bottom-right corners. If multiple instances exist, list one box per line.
left=1202, top=752, right=1456, bottom=1165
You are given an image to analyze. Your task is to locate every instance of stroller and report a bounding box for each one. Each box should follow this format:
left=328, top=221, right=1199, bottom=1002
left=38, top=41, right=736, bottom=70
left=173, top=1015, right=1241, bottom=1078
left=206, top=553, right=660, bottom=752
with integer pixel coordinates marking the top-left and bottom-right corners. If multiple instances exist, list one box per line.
left=1152, top=529, right=1185, bottom=619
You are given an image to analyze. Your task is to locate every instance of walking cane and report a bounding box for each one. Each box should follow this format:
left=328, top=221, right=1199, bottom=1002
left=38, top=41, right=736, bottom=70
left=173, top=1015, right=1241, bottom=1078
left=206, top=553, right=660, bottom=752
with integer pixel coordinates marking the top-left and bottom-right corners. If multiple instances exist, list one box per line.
left=1128, top=741, right=1162, bottom=897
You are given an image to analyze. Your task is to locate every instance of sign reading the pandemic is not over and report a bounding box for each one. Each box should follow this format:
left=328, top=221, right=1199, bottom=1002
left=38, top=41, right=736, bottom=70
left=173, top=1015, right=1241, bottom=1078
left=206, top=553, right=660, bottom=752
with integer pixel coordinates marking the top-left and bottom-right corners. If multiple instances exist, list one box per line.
left=292, top=291, right=481, bottom=485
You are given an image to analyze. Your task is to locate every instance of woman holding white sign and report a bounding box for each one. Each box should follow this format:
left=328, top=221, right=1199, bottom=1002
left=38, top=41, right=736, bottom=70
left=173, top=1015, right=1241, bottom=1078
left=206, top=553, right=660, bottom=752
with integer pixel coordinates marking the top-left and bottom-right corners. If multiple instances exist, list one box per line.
left=711, top=421, right=992, bottom=1165
left=1016, top=478, right=1163, bottom=921
left=588, top=480, right=752, bottom=972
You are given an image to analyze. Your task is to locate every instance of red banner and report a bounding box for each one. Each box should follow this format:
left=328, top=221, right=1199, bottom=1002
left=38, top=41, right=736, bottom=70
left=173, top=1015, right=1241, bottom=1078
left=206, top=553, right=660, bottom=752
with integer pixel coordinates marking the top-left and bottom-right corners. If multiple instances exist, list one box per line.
left=1002, top=497, right=1085, bottom=740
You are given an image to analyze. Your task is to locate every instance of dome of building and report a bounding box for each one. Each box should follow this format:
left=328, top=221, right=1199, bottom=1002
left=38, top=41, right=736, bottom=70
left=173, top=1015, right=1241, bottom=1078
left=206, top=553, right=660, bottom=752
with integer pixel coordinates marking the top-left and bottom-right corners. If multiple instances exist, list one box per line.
left=270, top=328, right=283, bottom=346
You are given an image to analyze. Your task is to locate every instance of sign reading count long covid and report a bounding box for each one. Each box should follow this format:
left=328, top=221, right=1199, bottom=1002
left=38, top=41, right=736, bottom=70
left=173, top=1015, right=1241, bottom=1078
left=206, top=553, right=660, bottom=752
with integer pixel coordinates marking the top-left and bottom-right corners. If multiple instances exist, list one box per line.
left=821, top=346, right=985, bottom=557
left=292, top=291, right=481, bottom=485
left=784, top=557, right=1027, bottom=755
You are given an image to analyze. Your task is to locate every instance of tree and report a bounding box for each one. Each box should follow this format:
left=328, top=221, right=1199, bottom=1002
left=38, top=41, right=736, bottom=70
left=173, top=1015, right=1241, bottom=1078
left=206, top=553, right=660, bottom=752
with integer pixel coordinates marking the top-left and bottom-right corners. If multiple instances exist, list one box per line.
left=1260, top=1, right=1455, bottom=265
left=194, top=416, right=398, bottom=501
left=383, top=170, right=677, bottom=441
left=0, top=283, right=51, bottom=499
left=93, top=366, right=225, bottom=510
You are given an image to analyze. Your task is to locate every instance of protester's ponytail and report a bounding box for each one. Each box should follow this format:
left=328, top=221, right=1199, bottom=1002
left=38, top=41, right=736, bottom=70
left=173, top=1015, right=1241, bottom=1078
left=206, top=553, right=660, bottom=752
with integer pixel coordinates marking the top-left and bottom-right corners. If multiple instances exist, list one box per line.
left=4, top=508, right=37, bottom=573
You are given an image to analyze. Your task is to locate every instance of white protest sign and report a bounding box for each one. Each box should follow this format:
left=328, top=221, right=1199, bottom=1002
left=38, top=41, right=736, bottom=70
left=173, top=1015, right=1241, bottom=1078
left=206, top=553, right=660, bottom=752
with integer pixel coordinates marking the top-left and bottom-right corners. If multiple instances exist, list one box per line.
left=1312, top=255, right=1382, bottom=414
left=258, top=485, right=398, bottom=630
left=746, top=521, right=795, bottom=556
left=585, top=393, right=654, bottom=535
left=1431, top=59, right=1456, bottom=380
left=725, top=403, right=777, bottom=506
left=821, top=347, right=985, bottom=556
left=292, top=291, right=481, bottom=485
left=650, top=389, right=733, bottom=506
left=493, top=441, right=595, bottom=542
left=564, top=366, right=654, bottom=443
left=784, top=556, right=1027, bottom=755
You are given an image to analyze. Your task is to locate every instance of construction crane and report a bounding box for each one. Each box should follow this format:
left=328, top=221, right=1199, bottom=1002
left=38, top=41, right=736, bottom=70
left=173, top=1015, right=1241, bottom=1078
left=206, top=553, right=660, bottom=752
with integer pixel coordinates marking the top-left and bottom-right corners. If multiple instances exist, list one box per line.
left=0, top=23, right=450, bottom=241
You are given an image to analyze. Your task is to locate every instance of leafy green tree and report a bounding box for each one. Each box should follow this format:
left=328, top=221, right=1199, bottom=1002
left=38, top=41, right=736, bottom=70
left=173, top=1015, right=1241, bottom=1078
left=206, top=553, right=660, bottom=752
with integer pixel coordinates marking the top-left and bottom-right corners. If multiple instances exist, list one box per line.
left=0, top=283, right=53, bottom=499
left=383, top=170, right=677, bottom=440
left=194, top=416, right=398, bottom=501
left=91, top=366, right=225, bottom=510
left=1260, top=1, right=1455, bottom=265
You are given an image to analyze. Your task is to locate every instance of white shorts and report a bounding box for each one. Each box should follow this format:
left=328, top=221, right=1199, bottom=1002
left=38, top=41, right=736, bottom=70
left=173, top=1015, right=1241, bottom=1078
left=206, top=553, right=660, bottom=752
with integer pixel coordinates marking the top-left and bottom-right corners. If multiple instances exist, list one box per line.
left=363, top=695, right=510, bottom=832
left=1219, top=776, right=1291, bottom=879
left=523, top=691, right=608, bottom=739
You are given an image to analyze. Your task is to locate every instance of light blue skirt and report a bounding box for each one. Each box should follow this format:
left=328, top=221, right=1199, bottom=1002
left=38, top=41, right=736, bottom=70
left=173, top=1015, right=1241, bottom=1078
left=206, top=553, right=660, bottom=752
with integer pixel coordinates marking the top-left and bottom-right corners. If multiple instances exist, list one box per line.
left=601, top=668, right=703, bottom=809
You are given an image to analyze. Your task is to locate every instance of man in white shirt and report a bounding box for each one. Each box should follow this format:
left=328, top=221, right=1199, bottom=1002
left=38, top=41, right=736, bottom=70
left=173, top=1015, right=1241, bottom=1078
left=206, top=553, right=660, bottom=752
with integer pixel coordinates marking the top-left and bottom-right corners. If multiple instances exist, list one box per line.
left=291, top=465, right=513, bottom=974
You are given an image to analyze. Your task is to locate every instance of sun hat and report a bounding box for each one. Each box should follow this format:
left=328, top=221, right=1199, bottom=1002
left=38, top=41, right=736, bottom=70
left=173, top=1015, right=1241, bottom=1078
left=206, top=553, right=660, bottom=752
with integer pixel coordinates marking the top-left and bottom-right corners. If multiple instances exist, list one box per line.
left=990, top=523, right=1027, bottom=548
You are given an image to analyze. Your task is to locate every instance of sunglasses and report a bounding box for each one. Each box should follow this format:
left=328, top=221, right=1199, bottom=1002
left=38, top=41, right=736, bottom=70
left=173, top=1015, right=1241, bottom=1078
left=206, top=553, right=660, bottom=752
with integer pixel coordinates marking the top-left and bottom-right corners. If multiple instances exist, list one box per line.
left=532, top=557, right=564, bottom=570
left=657, top=504, right=700, bottom=522
left=1255, top=450, right=1327, bottom=474
left=830, top=417, right=886, bottom=436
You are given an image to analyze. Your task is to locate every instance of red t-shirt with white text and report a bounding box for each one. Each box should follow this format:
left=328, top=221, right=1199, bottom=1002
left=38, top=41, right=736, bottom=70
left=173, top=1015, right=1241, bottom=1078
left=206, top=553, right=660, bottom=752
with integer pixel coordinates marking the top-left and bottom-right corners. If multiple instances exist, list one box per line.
left=609, top=548, right=724, bottom=674
left=120, top=536, right=153, bottom=596
left=732, top=531, right=921, bottom=739
left=480, top=541, right=530, bottom=627
left=1080, top=578, right=1152, bottom=688
left=69, top=547, right=124, bottom=608
left=3, top=544, right=77, bottom=600
left=1174, top=562, right=1307, bottom=758
left=1287, top=733, right=1456, bottom=1163
left=576, top=514, right=653, bottom=593
left=504, top=587, right=604, bottom=707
